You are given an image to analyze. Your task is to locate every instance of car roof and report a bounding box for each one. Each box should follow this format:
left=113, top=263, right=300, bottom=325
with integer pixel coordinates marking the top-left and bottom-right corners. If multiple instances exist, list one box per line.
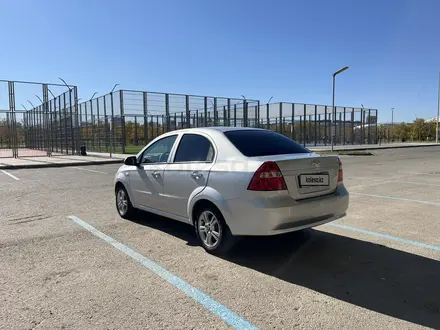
left=168, top=126, right=265, bottom=134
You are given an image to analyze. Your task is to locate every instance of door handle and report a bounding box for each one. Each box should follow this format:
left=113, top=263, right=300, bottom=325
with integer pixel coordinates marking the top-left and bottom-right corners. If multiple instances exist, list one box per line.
left=191, top=171, right=202, bottom=179
left=152, top=170, right=161, bottom=178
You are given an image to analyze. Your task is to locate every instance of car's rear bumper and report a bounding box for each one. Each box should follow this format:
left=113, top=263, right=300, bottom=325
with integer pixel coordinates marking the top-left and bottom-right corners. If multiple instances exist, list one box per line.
left=225, top=184, right=349, bottom=236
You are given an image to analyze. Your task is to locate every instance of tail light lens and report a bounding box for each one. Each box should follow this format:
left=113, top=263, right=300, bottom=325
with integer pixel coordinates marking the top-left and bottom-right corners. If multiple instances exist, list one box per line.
left=338, top=158, right=343, bottom=183
left=248, top=161, right=287, bottom=191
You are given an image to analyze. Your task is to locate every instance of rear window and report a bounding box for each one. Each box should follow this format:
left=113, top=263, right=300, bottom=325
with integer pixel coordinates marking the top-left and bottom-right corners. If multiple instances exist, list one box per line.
left=224, top=130, right=309, bottom=157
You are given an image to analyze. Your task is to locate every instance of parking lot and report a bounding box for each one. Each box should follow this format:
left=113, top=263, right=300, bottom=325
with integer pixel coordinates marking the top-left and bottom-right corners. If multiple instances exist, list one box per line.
left=1, top=147, right=439, bottom=330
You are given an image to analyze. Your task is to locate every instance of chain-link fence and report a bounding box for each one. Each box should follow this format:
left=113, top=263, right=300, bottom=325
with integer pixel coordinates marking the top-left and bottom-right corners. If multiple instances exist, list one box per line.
left=256, top=102, right=378, bottom=147
left=1, top=80, right=379, bottom=158
left=0, top=80, right=78, bottom=158
left=77, top=90, right=260, bottom=154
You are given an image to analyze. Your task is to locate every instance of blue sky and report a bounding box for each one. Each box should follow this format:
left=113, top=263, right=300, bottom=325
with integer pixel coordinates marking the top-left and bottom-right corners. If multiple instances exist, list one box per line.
left=0, top=0, right=439, bottom=122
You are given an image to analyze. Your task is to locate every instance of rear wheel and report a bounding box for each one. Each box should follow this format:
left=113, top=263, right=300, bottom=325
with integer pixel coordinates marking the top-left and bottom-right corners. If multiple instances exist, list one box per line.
left=115, top=185, right=135, bottom=219
left=195, top=206, right=235, bottom=255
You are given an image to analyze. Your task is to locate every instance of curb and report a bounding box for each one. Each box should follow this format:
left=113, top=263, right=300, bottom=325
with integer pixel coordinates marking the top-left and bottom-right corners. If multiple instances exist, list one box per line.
left=0, top=159, right=122, bottom=170
left=311, top=144, right=440, bottom=152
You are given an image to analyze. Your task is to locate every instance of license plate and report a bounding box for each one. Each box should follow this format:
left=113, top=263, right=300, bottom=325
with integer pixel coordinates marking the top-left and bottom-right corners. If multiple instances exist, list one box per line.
left=299, top=174, right=329, bottom=186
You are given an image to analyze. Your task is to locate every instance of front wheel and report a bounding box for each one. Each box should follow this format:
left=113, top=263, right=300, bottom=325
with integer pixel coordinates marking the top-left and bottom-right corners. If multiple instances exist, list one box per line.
left=115, top=185, right=135, bottom=219
left=195, top=207, right=235, bottom=255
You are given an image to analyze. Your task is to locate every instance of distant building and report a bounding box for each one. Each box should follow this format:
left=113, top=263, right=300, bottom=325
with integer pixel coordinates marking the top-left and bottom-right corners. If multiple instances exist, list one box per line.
left=426, top=116, right=439, bottom=123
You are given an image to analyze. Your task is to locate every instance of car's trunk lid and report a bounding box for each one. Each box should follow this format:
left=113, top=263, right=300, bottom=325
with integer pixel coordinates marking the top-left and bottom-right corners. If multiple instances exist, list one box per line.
left=253, top=153, right=340, bottom=200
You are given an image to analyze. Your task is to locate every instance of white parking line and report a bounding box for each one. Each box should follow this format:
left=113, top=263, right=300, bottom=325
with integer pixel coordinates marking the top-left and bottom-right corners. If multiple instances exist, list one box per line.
left=392, top=180, right=440, bottom=187
left=350, top=192, right=440, bottom=206
left=0, top=170, right=20, bottom=181
left=67, top=215, right=258, bottom=330
left=74, top=167, right=109, bottom=175
left=328, top=223, right=440, bottom=252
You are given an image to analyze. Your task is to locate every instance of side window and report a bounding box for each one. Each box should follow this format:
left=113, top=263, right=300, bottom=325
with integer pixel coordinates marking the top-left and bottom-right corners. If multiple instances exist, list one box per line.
left=140, top=135, right=177, bottom=164
left=173, top=134, right=215, bottom=163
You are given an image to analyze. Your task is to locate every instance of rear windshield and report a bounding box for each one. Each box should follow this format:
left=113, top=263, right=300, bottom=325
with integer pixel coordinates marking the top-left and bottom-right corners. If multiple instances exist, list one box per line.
left=224, top=130, right=310, bottom=157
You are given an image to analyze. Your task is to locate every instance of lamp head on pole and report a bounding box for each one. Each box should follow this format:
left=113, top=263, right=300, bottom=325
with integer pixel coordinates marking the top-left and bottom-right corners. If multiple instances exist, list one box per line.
left=333, top=66, right=349, bottom=77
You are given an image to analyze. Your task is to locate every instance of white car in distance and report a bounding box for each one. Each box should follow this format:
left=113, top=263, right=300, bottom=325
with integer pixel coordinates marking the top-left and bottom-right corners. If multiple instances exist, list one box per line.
left=114, top=127, right=349, bottom=254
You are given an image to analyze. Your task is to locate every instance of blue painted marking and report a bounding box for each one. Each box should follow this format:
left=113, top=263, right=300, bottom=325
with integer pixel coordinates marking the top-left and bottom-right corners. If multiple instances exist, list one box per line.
left=328, top=223, right=440, bottom=252
left=350, top=192, right=440, bottom=206
left=68, top=216, right=259, bottom=330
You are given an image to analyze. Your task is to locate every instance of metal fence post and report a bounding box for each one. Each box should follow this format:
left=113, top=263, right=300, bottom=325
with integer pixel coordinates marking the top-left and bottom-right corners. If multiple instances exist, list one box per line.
left=68, top=89, right=75, bottom=154
left=8, top=81, right=17, bottom=157
left=58, top=96, right=63, bottom=153
left=227, top=99, right=231, bottom=126
left=204, top=97, right=208, bottom=127
left=213, top=98, right=218, bottom=126
left=314, top=105, right=318, bottom=146
left=186, top=95, right=190, bottom=128
left=63, top=93, right=68, bottom=153
left=303, top=104, right=306, bottom=147
left=120, top=90, right=126, bottom=153
left=374, top=109, right=378, bottom=144
left=165, top=93, right=170, bottom=132
left=84, top=102, right=88, bottom=150
left=90, top=99, right=95, bottom=150
left=53, top=98, right=58, bottom=153
left=42, top=84, right=49, bottom=155
left=134, top=116, right=138, bottom=145
left=351, top=109, right=355, bottom=144
left=243, top=99, right=248, bottom=127
left=318, top=114, right=321, bottom=144
left=360, top=109, right=364, bottom=144
left=368, top=109, right=371, bottom=144
left=223, top=106, right=226, bottom=126
left=103, top=96, right=108, bottom=151
left=324, top=106, right=328, bottom=146
left=143, top=92, right=148, bottom=143
left=110, top=92, right=115, bottom=155
left=74, top=87, right=80, bottom=155
left=279, top=102, right=283, bottom=134
left=343, top=107, right=346, bottom=145
left=256, top=100, right=260, bottom=128
left=291, top=103, right=295, bottom=140
left=96, top=97, right=101, bottom=152
left=338, top=112, right=342, bottom=145
left=266, top=103, right=270, bottom=129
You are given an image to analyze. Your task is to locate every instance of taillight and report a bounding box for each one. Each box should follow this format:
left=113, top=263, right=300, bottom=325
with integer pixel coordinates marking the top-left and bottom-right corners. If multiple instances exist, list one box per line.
left=248, top=161, right=287, bottom=191
left=338, top=158, right=343, bottom=183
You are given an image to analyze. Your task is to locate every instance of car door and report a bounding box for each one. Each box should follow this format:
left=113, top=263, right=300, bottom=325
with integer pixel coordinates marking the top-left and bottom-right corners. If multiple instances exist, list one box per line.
left=162, top=133, right=216, bottom=220
left=128, top=134, right=178, bottom=211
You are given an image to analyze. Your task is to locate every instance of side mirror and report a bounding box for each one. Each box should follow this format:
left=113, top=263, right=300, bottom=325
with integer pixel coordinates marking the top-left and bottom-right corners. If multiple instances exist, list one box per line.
left=124, top=156, right=139, bottom=166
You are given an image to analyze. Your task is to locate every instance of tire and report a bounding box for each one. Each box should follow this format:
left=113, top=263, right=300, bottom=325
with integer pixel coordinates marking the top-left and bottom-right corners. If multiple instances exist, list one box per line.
left=195, top=205, right=236, bottom=255
left=115, top=184, right=135, bottom=219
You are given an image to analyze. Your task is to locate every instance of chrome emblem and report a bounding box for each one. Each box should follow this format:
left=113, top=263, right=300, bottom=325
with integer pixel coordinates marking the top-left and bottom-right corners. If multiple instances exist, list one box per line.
left=311, top=160, right=320, bottom=168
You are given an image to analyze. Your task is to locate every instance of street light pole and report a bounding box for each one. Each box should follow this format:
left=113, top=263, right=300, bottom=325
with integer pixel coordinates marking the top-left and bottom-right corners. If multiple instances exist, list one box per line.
left=436, top=72, right=439, bottom=144
left=331, top=66, right=349, bottom=151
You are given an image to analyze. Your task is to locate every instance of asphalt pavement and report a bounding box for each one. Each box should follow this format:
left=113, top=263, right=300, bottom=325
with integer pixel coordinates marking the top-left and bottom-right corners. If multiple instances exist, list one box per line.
left=1, top=147, right=439, bottom=329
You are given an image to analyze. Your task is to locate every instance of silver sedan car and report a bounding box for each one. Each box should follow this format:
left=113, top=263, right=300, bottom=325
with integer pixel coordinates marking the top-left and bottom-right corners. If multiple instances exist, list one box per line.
left=114, top=127, right=349, bottom=254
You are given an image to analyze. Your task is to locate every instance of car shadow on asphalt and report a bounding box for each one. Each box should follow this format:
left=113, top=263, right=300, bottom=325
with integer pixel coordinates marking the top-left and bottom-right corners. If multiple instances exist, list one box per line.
left=224, top=229, right=440, bottom=329
left=129, top=210, right=199, bottom=247
left=128, top=211, right=439, bottom=328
